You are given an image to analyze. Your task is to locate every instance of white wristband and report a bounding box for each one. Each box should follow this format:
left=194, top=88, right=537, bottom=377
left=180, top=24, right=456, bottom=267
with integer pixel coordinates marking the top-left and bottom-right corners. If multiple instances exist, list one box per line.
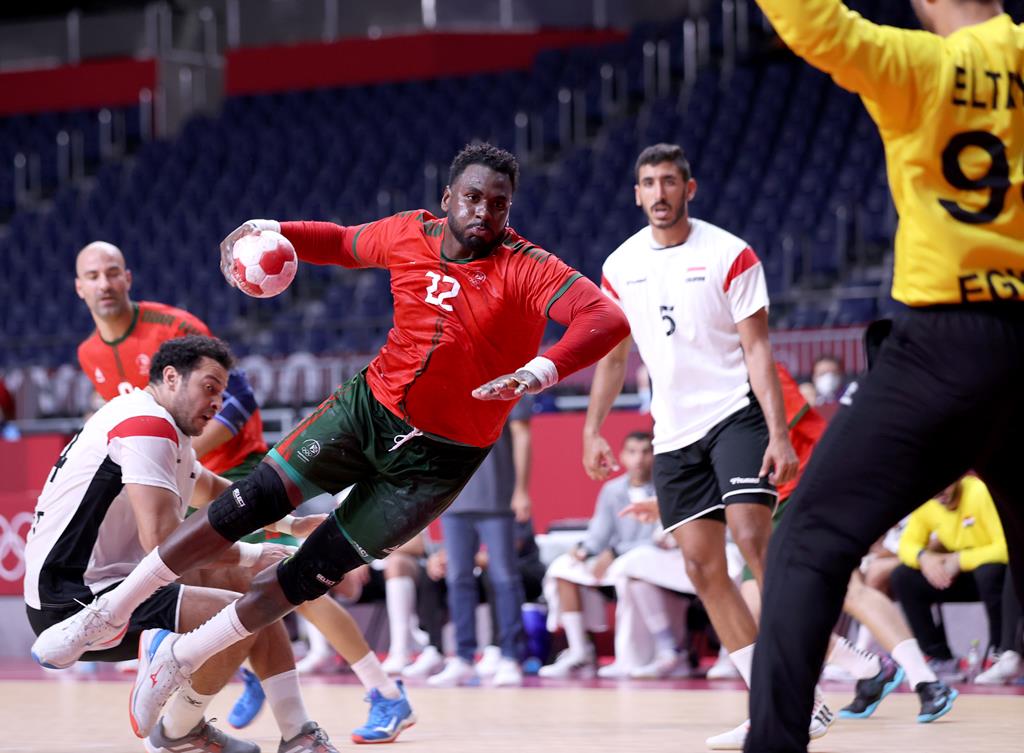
left=251, top=219, right=281, bottom=233
left=520, top=356, right=559, bottom=390
left=276, top=516, right=295, bottom=536
left=237, top=542, right=262, bottom=568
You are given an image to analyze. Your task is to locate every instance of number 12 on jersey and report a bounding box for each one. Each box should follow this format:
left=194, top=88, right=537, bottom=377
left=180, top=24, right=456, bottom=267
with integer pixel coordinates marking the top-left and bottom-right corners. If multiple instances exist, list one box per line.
left=424, top=271, right=461, bottom=312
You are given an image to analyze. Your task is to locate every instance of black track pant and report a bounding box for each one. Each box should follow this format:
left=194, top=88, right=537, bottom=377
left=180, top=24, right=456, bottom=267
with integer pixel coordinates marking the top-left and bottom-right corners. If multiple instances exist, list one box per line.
left=746, top=304, right=1024, bottom=753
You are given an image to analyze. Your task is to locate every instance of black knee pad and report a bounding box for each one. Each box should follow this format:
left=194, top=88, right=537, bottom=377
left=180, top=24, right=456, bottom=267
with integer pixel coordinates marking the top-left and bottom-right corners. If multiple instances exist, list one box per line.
left=276, top=513, right=367, bottom=605
left=207, top=462, right=294, bottom=542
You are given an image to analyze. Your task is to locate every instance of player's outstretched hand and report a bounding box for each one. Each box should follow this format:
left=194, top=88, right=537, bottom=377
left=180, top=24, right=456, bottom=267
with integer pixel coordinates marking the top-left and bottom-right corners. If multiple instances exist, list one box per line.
left=290, top=513, right=328, bottom=539
left=472, top=369, right=541, bottom=400
left=760, top=434, right=798, bottom=486
left=582, top=433, right=619, bottom=481
left=219, top=221, right=263, bottom=286
left=253, top=542, right=296, bottom=572
left=619, top=499, right=659, bottom=524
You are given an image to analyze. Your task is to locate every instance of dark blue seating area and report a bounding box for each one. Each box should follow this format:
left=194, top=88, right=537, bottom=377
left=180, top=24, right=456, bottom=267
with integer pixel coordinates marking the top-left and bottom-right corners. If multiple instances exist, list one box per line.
left=2, top=3, right=921, bottom=369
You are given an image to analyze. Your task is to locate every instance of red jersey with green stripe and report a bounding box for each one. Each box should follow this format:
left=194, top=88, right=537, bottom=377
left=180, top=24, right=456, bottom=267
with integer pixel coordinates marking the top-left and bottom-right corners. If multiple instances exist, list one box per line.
left=77, top=301, right=268, bottom=474
left=776, top=362, right=826, bottom=500
left=281, top=210, right=584, bottom=447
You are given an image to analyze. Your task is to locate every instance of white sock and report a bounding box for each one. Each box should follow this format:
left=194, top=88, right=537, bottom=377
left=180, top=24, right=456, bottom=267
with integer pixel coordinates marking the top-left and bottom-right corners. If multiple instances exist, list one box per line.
left=351, top=651, right=401, bottom=699
left=828, top=636, right=881, bottom=680
left=106, top=549, right=178, bottom=626
left=263, top=669, right=311, bottom=741
left=562, top=611, right=587, bottom=656
left=174, top=602, right=252, bottom=672
left=385, top=576, right=415, bottom=659
left=892, top=638, right=937, bottom=689
left=730, top=644, right=755, bottom=688
left=161, top=682, right=214, bottom=739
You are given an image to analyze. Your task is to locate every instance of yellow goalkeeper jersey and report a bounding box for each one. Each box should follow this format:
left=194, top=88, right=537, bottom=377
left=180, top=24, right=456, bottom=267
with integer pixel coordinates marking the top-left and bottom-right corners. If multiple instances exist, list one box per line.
left=755, top=1, right=1024, bottom=306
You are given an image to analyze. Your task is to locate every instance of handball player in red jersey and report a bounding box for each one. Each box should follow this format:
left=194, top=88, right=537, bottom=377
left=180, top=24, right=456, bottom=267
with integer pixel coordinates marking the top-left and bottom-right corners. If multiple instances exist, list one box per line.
left=34, top=143, right=630, bottom=738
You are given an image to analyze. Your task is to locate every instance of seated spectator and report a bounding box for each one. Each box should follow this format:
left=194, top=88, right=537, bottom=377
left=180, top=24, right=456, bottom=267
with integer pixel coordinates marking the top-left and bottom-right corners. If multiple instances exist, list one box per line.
left=892, top=476, right=1008, bottom=678
left=808, top=354, right=847, bottom=421
left=975, top=573, right=1022, bottom=685
left=540, top=431, right=729, bottom=678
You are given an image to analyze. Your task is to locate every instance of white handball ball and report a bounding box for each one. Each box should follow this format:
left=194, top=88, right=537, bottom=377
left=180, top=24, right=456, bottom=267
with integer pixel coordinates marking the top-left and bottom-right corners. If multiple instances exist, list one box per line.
left=230, top=230, right=298, bottom=298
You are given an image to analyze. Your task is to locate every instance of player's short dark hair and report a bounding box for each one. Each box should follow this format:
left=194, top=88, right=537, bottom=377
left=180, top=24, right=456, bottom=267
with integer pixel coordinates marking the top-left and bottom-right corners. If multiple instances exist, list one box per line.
left=149, top=335, right=234, bottom=384
left=624, top=430, right=654, bottom=446
left=635, top=143, right=692, bottom=182
left=448, top=143, right=519, bottom=192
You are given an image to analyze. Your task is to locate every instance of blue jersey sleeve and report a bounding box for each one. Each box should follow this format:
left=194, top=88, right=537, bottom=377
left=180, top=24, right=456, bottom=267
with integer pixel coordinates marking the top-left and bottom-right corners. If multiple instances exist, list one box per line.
left=213, top=369, right=259, bottom=436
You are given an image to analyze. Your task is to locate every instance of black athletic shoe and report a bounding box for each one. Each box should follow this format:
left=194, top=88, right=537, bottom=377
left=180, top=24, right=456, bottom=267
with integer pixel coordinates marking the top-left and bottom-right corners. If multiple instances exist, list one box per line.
left=839, top=655, right=905, bottom=719
left=915, top=680, right=959, bottom=723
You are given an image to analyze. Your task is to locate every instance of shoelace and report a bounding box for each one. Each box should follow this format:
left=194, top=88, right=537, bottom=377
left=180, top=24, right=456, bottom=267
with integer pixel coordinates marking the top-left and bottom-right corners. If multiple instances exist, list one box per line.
left=70, top=598, right=114, bottom=636
left=195, top=718, right=226, bottom=746
left=388, top=429, right=423, bottom=453
left=364, top=694, right=397, bottom=727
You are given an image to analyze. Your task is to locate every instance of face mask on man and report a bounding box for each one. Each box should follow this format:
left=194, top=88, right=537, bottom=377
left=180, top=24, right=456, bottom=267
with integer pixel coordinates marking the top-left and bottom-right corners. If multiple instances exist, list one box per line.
left=814, top=372, right=842, bottom=400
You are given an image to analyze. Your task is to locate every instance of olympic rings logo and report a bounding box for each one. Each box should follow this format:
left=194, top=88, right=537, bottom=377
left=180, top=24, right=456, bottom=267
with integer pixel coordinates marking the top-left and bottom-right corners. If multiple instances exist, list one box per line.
left=0, top=512, right=34, bottom=583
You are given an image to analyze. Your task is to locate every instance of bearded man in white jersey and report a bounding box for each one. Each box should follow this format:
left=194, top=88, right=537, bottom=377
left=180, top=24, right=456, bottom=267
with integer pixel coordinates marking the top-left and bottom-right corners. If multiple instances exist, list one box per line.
left=24, top=336, right=336, bottom=753
left=583, top=144, right=831, bottom=749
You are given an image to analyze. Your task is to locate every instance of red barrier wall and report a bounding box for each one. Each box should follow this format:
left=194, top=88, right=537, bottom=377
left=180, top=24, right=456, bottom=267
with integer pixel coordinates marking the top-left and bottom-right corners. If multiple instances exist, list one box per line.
left=0, top=411, right=645, bottom=594
left=0, top=434, right=68, bottom=595
left=226, top=29, right=625, bottom=96
left=0, top=58, right=155, bottom=116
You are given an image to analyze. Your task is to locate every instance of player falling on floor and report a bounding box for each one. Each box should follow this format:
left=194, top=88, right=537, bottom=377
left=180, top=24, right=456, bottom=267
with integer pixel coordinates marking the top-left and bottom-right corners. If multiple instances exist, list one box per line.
left=32, top=142, right=630, bottom=739
left=73, top=241, right=414, bottom=743
left=25, top=336, right=335, bottom=753
left=744, top=2, right=1024, bottom=751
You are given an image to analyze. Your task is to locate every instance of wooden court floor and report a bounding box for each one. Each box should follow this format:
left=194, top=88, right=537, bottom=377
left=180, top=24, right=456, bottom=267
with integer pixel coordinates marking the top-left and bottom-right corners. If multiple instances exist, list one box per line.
left=0, top=677, right=1021, bottom=753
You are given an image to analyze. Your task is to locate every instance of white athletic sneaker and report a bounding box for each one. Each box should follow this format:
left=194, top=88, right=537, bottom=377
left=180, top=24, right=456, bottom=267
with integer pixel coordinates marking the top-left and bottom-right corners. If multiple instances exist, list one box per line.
left=402, top=646, right=445, bottom=679
left=705, top=701, right=835, bottom=750
left=492, top=657, right=523, bottom=687
left=809, top=697, right=836, bottom=739
left=296, top=649, right=336, bottom=675
left=821, top=662, right=854, bottom=682
left=597, top=662, right=629, bottom=679
left=630, top=649, right=690, bottom=679
left=145, top=717, right=259, bottom=753
left=31, top=595, right=128, bottom=669
left=380, top=652, right=412, bottom=675
left=706, top=720, right=749, bottom=750
left=975, top=650, right=1021, bottom=685
left=537, top=647, right=596, bottom=679
left=475, top=645, right=503, bottom=677
left=705, top=650, right=740, bottom=680
left=426, top=657, right=478, bottom=687
left=130, top=629, right=190, bottom=739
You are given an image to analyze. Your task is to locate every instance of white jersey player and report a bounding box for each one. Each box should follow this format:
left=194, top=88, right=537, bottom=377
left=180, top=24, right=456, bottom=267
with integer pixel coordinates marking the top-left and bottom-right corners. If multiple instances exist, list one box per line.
left=582, top=143, right=833, bottom=750
left=25, top=336, right=339, bottom=753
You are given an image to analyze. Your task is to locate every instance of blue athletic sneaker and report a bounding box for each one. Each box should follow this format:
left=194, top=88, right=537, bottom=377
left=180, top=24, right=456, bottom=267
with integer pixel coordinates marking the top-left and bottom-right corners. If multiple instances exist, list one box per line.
left=229, top=668, right=266, bottom=729
left=839, top=656, right=905, bottom=719
left=916, top=680, right=958, bottom=723
left=351, top=680, right=417, bottom=744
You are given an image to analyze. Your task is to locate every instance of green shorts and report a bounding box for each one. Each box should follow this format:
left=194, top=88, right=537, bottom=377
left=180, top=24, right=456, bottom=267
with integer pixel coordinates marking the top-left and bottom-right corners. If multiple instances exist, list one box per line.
left=267, top=370, right=491, bottom=560
left=740, top=499, right=787, bottom=583
left=190, top=452, right=301, bottom=546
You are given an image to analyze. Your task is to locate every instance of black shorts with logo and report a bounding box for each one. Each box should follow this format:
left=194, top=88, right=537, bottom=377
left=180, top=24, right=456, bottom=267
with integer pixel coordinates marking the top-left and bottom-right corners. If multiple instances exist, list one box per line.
left=654, top=400, right=777, bottom=531
left=26, top=583, right=182, bottom=663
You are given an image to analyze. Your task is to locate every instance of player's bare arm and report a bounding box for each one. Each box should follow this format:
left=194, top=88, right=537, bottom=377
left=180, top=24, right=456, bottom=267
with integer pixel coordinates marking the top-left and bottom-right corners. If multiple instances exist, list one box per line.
left=125, top=483, right=188, bottom=553
left=736, top=309, right=798, bottom=485
left=582, top=334, right=633, bottom=480
left=191, top=419, right=234, bottom=457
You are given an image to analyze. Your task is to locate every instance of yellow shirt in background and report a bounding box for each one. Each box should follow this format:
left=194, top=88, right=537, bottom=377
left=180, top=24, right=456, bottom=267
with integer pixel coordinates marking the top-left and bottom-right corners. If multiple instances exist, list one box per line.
left=898, top=476, right=1008, bottom=571
left=754, top=0, right=1024, bottom=306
